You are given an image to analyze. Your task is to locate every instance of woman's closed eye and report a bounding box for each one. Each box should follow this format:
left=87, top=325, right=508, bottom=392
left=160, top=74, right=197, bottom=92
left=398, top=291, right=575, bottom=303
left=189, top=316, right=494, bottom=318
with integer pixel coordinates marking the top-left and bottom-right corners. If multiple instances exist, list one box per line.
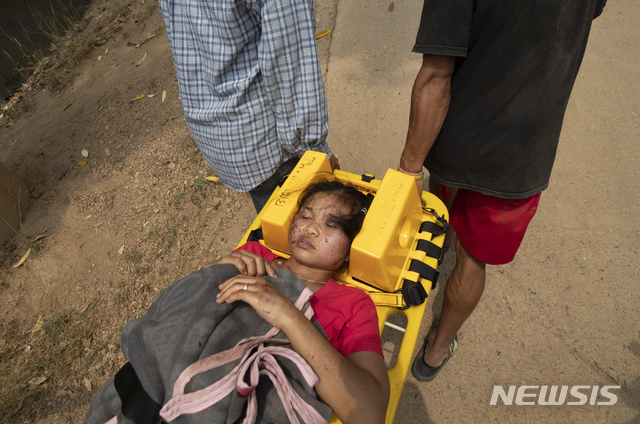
left=326, top=216, right=344, bottom=230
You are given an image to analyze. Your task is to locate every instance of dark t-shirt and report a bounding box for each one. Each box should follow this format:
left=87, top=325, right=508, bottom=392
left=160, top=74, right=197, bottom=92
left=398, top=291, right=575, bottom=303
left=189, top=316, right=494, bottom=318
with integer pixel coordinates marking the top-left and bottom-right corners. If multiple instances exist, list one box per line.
left=414, top=0, right=607, bottom=198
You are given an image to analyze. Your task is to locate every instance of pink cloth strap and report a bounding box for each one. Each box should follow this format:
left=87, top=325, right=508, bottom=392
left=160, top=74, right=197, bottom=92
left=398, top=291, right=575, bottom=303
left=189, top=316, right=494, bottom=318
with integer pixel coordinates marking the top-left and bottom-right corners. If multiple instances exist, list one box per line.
left=158, top=287, right=327, bottom=424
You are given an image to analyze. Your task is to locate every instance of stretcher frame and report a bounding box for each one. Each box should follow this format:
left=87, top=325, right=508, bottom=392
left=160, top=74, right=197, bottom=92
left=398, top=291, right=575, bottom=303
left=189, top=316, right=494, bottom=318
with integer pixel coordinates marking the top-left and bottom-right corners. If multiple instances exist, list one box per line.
left=236, top=151, right=448, bottom=423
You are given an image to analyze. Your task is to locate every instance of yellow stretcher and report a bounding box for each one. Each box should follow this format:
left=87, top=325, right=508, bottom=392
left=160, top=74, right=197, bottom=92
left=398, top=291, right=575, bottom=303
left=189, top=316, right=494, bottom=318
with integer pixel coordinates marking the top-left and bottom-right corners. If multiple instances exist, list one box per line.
left=237, top=151, right=449, bottom=423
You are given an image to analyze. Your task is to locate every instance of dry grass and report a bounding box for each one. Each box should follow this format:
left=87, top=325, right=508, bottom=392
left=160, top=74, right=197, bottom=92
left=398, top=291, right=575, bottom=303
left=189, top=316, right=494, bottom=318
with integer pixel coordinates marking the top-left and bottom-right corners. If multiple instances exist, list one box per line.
left=0, top=300, right=107, bottom=418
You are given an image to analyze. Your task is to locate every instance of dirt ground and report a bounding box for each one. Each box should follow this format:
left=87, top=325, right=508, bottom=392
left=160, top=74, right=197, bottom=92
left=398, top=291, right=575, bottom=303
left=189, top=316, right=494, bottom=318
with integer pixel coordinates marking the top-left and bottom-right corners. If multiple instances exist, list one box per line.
left=0, top=0, right=269, bottom=421
left=1, top=0, right=638, bottom=423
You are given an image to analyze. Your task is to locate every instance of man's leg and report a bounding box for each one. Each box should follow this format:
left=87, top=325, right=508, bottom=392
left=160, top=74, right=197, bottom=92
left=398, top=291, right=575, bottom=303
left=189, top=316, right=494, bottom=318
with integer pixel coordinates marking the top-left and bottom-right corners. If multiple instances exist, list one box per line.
left=414, top=187, right=540, bottom=377
left=422, top=238, right=485, bottom=367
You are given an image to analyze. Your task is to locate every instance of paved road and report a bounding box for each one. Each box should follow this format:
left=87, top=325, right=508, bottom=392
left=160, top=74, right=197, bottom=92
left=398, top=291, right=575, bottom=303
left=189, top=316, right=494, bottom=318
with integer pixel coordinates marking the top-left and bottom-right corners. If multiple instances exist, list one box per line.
left=323, top=0, right=639, bottom=422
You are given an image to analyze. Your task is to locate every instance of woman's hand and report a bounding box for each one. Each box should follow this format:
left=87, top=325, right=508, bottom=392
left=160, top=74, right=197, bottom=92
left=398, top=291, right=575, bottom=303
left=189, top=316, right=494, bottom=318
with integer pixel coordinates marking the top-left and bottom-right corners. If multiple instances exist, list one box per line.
left=204, top=250, right=277, bottom=278
left=216, top=275, right=301, bottom=330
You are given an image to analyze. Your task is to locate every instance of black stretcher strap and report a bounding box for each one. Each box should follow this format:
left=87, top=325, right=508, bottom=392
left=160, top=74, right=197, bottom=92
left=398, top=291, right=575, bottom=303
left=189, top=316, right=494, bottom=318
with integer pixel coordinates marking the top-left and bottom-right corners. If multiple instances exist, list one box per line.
left=416, top=239, right=442, bottom=259
left=396, top=260, right=441, bottom=308
left=422, top=207, right=449, bottom=226
left=419, top=221, right=446, bottom=236
left=416, top=238, right=447, bottom=266
left=247, top=228, right=264, bottom=243
left=409, top=259, right=439, bottom=284
left=397, top=278, right=428, bottom=309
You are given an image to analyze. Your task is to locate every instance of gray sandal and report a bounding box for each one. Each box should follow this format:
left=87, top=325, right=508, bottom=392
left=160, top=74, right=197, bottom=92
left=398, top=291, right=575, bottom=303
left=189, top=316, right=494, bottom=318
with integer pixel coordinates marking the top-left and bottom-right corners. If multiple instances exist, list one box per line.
left=412, top=332, right=458, bottom=382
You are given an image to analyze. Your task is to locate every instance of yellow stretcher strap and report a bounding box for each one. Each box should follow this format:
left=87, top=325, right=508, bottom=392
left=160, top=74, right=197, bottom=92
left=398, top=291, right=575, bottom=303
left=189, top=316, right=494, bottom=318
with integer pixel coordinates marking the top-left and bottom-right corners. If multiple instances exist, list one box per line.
left=366, top=291, right=406, bottom=308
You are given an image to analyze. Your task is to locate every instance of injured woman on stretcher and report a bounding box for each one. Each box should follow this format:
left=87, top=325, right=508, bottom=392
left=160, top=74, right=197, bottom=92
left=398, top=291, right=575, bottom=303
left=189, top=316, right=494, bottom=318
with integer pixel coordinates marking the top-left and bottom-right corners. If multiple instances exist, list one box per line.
left=84, top=180, right=390, bottom=424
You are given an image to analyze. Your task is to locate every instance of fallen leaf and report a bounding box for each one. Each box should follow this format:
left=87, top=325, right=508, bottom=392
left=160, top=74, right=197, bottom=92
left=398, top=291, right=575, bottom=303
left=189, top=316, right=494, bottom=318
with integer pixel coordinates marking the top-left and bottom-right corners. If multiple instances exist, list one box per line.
left=135, top=52, right=148, bottom=66
left=97, top=55, right=103, bottom=61
left=29, top=376, right=47, bottom=386
left=81, top=149, right=89, bottom=157
left=118, top=245, right=125, bottom=255
left=12, top=248, right=31, bottom=268
left=77, top=160, right=88, bottom=166
left=76, top=300, right=91, bottom=313
left=316, top=29, right=332, bottom=40
left=136, top=33, right=157, bottom=48
left=105, top=48, right=109, bottom=54
left=105, top=148, right=111, bottom=157
left=162, top=90, right=167, bottom=103
left=83, top=377, right=92, bottom=392
left=147, top=93, right=157, bottom=98
left=31, top=315, right=44, bottom=335
left=205, top=176, right=220, bottom=182
left=62, top=104, right=71, bottom=111
left=133, top=94, right=145, bottom=101
left=31, top=234, right=47, bottom=242
left=10, top=138, right=18, bottom=145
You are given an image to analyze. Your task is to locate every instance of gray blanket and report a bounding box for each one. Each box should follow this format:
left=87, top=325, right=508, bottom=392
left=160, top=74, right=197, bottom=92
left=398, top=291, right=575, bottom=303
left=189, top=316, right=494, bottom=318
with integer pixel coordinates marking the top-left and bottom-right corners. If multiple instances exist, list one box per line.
left=83, top=264, right=332, bottom=424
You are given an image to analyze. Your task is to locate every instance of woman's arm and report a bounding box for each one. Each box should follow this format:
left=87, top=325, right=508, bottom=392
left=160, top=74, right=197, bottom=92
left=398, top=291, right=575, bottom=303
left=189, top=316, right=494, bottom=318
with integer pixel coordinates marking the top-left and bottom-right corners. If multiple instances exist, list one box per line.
left=285, top=312, right=389, bottom=424
left=217, top=275, right=390, bottom=424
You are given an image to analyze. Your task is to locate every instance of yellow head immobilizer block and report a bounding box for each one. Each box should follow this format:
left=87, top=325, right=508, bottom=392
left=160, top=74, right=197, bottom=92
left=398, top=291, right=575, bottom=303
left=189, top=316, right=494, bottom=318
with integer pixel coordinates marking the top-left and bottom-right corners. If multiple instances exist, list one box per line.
left=261, top=151, right=423, bottom=292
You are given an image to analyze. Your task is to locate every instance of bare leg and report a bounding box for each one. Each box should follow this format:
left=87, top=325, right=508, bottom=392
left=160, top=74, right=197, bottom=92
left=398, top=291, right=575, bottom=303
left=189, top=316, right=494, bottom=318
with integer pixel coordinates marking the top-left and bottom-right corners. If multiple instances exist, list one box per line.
left=423, top=238, right=486, bottom=367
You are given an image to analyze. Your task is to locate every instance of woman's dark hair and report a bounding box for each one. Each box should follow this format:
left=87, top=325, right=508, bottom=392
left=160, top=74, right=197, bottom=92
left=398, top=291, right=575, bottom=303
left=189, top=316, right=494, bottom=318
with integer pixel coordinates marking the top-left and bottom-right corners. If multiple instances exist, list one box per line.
left=297, top=180, right=368, bottom=241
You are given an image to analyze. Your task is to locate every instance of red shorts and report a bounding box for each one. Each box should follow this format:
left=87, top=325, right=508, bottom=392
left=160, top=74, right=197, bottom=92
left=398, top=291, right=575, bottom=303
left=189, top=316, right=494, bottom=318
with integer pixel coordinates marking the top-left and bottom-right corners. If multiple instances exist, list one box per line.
left=442, top=187, right=540, bottom=265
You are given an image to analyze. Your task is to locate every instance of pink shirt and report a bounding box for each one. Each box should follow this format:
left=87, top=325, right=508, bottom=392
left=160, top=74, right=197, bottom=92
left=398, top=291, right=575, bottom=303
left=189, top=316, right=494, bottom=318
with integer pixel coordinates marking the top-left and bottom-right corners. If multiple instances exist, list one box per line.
left=235, top=242, right=383, bottom=357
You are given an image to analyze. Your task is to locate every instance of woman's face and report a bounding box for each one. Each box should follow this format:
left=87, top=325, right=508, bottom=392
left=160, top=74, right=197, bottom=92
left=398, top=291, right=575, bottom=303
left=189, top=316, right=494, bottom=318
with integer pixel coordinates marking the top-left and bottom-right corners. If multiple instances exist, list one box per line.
left=288, top=192, right=352, bottom=272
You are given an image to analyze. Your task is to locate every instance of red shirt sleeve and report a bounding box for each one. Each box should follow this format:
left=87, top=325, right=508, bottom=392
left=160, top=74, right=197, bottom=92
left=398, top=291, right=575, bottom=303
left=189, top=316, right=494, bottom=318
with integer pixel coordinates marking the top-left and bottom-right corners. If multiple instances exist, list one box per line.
left=233, top=241, right=281, bottom=263
left=310, top=281, right=382, bottom=357
left=338, top=294, right=382, bottom=357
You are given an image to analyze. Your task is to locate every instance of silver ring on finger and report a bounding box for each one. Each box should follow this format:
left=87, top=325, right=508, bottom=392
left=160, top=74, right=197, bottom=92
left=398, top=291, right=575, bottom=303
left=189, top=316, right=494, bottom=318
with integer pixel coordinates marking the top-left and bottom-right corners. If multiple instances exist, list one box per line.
left=243, top=283, right=248, bottom=291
